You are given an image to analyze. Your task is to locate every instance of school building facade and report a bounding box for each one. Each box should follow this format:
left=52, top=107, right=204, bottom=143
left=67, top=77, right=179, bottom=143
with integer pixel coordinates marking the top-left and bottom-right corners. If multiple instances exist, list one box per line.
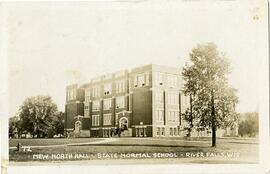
left=65, top=64, right=195, bottom=138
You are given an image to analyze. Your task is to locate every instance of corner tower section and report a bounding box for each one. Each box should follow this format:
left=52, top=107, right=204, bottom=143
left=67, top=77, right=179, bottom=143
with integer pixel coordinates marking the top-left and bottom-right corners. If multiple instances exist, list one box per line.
left=65, top=84, right=89, bottom=137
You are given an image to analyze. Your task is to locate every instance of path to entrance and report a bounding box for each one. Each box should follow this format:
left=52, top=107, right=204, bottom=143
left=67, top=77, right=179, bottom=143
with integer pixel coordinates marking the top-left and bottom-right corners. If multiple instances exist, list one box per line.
left=9, top=138, right=118, bottom=149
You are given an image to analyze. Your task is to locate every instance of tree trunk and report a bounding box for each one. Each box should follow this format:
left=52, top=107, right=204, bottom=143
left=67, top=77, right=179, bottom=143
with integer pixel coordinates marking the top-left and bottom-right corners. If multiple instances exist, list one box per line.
left=211, top=89, right=216, bottom=147
left=189, top=94, right=193, bottom=137
left=212, top=126, right=216, bottom=147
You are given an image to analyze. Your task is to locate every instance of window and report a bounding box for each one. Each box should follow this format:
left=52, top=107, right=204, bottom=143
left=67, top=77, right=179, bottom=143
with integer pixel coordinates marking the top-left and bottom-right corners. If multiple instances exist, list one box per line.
left=155, top=110, right=164, bottom=122
left=92, top=115, right=100, bottom=126
left=155, top=91, right=164, bottom=104
left=68, top=89, right=76, bottom=100
left=115, top=80, right=125, bottom=93
left=168, top=75, right=178, bottom=88
left=104, top=83, right=112, bottom=95
left=174, top=128, right=177, bottom=136
left=137, top=74, right=145, bottom=87
left=85, top=88, right=91, bottom=103
left=115, top=113, right=119, bottom=125
left=157, top=127, right=160, bottom=136
left=103, top=114, right=112, bottom=125
left=134, top=76, right=138, bottom=87
left=161, top=127, right=165, bottom=136
left=168, top=93, right=179, bottom=105
left=103, top=98, right=112, bottom=110
left=84, top=105, right=89, bottom=117
left=92, top=100, right=100, bottom=111
left=156, top=73, right=163, bottom=85
left=168, top=111, right=179, bottom=122
left=116, top=96, right=125, bottom=109
left=92, top=86, right=100, bottom=98
left=170, top=128, right=173, bottom=136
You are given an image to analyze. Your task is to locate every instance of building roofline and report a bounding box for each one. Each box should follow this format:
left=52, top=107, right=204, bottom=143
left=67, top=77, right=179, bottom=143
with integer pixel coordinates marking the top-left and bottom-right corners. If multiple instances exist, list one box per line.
left=66, top=64, right=183, bottom=88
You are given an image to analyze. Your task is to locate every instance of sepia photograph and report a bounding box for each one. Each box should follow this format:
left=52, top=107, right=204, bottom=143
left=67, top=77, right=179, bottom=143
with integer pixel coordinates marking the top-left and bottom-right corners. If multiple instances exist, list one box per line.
left=1, top=0, right=269, bottom=174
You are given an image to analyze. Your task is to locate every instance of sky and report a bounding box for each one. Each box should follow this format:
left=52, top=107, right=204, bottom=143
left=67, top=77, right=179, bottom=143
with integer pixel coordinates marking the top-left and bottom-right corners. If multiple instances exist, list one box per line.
left=3, top=1, right=268, bottom=117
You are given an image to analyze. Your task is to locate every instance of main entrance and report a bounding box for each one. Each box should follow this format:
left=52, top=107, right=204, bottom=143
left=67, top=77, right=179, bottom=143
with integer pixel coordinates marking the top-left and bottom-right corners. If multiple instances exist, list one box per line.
left=119, top=117, right=128, bottom=130
left=118, top=117, right=131, bottom=137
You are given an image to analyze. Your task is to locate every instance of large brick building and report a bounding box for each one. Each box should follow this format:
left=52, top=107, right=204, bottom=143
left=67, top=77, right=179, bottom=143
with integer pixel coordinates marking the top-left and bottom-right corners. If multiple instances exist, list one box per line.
left=65, top=64, right=192, bottom=138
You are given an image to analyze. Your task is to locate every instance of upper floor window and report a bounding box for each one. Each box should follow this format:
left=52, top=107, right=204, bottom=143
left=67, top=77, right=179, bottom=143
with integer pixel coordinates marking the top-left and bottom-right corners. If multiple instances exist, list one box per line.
left=104, top=83, right=112, bottom=95
left=92, top=86, right=100, bottom=98
left=92, top=100, right=100, bottom=111
left=84, top=105, right=89, bottom=117
left=85, top=88, right=91, bottom=103
left=92, top=115, right=100, bottom=126
left=168, top=75, right=178, bottom=88
left=155, top=91, right=164, bottom=104
left=156, top=73, right=163, bottom=86
left=167, top=93, right=179, bottom=105
left=155, top=110, right=164, bottom=122
left=103, top=98, right=112, bottom=110
left=115, top=80, right=125, bottom=93
left=67, top=89, right=76, bottom=101
left=137, top=74, right=145, bottom=87
left=103, top=114, right=112, bottom=125
left=116, top=96, right=125, bottom=109
left=168, top=111, right=179, bottom=122
left=134, top=74, right=145, bottom=87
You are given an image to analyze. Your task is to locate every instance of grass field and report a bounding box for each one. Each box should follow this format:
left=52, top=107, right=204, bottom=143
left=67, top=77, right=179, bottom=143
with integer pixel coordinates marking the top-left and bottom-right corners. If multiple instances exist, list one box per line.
left=9, top=137, right=258, bottom=164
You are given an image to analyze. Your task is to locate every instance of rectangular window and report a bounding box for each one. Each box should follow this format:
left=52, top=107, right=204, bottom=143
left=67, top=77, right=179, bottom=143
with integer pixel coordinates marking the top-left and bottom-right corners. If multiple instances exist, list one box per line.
left=92, top=115, right=100, bottom=126
left=84, top=105, right=89, bottom=117
left=92, top=86, right=100, bottom=98
left=168, top=75, right=177, bottom=88
left=103, top=114, right=112, bottom=125
left=168, top=93, right=179, bottom=105
left=134, top=76, right=138, bottom=87
left=170, top=128, right=173, bottom=136
left=115, top=113, right=119, bottom=125
left=156, top=73, right=163, bottom=86
left=92, top=100, right=100, bottom=111
left=155, top=91, right=164, bottom=104
left=157, top=127, right=160, bottom=136
left=161, top=128, right=165, bottom=136
left=174, top=128, right=177, bottom=136
left=155, top=110, right=164, bottom=122
left=85, top=88, right=91, bottom=102
left=159, top=111, right=164, bottom=121
left=103, top=98, right=112, bottom=110
left=116, top=96, right=125, bottom=109
left=104, top=83, right=112, bottom=95
left=115, top=80, right=125, bottom=93
left=138, top=74, right=145, bottom=87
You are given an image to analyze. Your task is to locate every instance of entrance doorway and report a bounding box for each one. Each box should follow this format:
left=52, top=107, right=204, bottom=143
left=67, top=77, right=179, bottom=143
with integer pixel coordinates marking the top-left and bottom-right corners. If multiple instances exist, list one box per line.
left=119, top=117, right=128, bottom=130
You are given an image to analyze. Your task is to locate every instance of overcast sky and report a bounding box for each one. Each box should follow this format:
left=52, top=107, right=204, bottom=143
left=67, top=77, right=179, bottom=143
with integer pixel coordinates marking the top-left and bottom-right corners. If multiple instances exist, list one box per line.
left=3, top=1, right=267, bottom=117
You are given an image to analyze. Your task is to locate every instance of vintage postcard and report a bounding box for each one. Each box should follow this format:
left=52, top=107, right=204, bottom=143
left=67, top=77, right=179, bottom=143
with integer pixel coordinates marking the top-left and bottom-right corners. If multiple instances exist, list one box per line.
left=1, top=0, right=269, bottom=174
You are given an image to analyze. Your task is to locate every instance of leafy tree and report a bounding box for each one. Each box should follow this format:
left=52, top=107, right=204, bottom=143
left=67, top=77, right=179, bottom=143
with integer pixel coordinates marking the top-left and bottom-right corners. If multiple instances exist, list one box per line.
left=9, top=116, right=18, bottom=138
left=47, top=111, right=65, bottom=138
left=182, top=43, right=238, bottom=147
left=238, top=112, right=258, bottom=137
left=18, top=96, right=57, bottom=138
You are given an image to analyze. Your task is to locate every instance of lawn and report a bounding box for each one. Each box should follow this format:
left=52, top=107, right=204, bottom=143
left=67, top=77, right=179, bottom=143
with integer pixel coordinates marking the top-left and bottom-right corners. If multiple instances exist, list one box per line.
left=9, top=138, right=101, bottom=147
left=9, top=137, right=258, bottom=164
